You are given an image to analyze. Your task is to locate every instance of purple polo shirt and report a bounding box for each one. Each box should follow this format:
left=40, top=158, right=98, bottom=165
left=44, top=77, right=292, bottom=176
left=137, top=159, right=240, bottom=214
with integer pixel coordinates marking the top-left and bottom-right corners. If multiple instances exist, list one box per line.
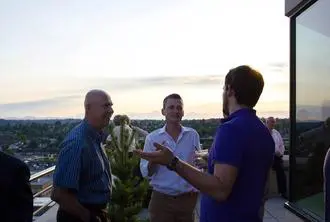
left=200, top=108, right=275, bottom=222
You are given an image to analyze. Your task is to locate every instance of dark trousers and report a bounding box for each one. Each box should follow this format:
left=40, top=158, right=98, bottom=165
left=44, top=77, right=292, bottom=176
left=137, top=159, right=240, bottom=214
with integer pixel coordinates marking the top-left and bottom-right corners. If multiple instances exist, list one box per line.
left=57, top=203, right=110, bottom=222
left=272, top=156, right=287, bottom=195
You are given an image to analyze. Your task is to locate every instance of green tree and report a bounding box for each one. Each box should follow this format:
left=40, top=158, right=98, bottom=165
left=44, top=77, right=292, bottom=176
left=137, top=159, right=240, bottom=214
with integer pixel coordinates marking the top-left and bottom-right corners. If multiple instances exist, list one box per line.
left=105, top=122, right=149, bottom=222
left=17, top=133, right=27, bottom=143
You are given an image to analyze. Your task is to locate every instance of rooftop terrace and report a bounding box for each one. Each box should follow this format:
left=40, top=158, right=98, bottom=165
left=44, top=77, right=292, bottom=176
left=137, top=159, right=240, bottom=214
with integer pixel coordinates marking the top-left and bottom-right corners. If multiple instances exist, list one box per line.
left=31, top=164, right=305, bottom=222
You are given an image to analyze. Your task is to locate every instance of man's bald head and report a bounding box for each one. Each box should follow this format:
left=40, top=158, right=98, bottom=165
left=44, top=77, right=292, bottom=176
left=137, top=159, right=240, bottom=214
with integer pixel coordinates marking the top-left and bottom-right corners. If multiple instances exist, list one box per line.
left=84, top=90, right=109, bottom=109
left=84, top=89, right=114, bottom=130
left=266, top=117, right=276, bottom=130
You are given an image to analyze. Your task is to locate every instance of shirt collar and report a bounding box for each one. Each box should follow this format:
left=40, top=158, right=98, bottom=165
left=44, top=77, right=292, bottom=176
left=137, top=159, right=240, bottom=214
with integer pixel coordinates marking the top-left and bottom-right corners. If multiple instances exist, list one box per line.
left=82, top=119, right=106, bottom=144
left=222, top=108, right=256, bottom=123
left=158, top=124, right=191, bottom=135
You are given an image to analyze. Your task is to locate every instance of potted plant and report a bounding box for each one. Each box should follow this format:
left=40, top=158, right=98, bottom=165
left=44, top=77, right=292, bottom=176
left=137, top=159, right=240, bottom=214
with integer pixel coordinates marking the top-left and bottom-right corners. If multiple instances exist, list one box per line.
left=104, top=120, right=149, bottom=222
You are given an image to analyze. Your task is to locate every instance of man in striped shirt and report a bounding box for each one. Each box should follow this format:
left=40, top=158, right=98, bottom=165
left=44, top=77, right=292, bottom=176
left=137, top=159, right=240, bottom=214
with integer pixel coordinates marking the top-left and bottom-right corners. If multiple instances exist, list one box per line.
left=52, top=89, right=114, bottom=222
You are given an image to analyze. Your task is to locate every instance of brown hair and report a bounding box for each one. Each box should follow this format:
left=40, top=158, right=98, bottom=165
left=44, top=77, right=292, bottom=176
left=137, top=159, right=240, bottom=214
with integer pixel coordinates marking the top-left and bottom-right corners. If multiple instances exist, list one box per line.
left=225, top=65, right=264, bottom=108
left=163, top=93, right=182, bottom=108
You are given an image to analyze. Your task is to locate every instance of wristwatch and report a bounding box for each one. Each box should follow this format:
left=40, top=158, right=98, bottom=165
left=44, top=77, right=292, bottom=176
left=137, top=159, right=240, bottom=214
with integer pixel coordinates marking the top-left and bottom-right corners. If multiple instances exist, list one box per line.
left=166, top=156, right=179, bottom=171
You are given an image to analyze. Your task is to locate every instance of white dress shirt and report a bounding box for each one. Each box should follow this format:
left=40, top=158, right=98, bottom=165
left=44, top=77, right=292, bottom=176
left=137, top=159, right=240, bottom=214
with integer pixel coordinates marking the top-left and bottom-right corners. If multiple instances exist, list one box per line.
left=271, top=129, right=285, bottom=156
left=140, top=125, right=201, bottom=195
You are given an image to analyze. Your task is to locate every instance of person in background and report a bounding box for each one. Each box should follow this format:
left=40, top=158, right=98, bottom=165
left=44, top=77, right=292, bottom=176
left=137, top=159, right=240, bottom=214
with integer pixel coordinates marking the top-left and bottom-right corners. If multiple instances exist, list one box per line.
left=129, top=120, right=149, bottom=138
left=112, top=114, right=148, bottom=153
left=112, top=115, right=121, bottom=127
left=122, top=114, right=149, bottom=144
left=266, top=116, right=287, bottom=198
left=140, top=93, right=201, bottom=222
left=135, top=65, right=275, bottom=222
left=0, top=151, right=33, bottom=222
left=52, top=89, right=113, bottom=222
left=112, top=114, right=134, bottom=152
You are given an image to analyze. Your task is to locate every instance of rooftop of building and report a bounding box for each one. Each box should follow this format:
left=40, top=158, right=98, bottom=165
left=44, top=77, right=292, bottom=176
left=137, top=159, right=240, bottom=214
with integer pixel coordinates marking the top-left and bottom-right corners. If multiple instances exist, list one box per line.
left=29, top=162, right=305, bottom=222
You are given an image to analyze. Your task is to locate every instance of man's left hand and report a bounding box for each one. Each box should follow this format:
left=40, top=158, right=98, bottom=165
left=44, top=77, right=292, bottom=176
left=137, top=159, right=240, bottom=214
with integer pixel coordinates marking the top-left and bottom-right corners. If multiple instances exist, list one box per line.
left=133, top=142, right=174, bottom=165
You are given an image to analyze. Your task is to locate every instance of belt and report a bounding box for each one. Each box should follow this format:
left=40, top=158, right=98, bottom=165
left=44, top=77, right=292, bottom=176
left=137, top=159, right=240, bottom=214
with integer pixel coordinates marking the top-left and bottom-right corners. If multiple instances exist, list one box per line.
left=153, top=190, right=198, bottom=199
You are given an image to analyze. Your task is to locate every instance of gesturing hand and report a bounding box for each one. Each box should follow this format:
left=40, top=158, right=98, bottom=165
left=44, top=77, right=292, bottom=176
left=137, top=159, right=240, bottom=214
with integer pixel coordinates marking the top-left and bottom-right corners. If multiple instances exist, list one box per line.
left=133, top=142, right=174, bottom=166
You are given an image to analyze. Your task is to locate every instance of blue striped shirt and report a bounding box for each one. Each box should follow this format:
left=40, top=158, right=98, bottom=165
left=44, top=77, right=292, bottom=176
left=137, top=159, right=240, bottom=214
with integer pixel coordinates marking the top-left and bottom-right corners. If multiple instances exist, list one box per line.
left=53, top=119, right=112, bottom=204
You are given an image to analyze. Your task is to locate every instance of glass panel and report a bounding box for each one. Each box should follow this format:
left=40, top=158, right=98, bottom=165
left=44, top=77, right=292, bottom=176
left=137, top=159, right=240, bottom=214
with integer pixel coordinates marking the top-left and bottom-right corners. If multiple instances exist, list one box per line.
left=294, top=0, right=330, bottom=218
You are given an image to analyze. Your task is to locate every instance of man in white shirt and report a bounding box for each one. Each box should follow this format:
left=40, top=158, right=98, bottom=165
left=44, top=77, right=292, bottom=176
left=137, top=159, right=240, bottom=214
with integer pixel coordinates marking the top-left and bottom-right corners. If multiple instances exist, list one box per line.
left=140, top=93, right=201, bottom=222
left=266, top=117, right=287, bottom=198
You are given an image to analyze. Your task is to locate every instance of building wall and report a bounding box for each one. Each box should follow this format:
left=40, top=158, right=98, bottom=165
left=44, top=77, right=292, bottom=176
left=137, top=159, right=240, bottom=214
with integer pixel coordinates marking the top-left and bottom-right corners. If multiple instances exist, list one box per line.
left=285, top=0, right=313, bottom=16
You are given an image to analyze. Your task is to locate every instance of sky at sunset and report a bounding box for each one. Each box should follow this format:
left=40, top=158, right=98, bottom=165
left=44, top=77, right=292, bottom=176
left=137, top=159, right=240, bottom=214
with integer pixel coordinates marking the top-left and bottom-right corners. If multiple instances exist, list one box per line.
left=0, top=0, right=290, bottom=119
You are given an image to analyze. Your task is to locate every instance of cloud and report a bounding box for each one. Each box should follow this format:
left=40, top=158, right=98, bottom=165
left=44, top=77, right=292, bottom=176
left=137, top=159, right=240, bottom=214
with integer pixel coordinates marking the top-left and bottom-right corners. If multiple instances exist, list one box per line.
left=0, top=75, right=223, bottom=117
left=91, top=75, right=223, bottom=91
left=0, top=72, right=290, bottom=119
left=0, top=74, right=226, bottom=105
left=0, top=95, right=82, bottom=118
left=266, top=62, right=289, bottom=72
left=0, top=95, right=80, bottom=109
left=0, top=95, right=290, bottom=119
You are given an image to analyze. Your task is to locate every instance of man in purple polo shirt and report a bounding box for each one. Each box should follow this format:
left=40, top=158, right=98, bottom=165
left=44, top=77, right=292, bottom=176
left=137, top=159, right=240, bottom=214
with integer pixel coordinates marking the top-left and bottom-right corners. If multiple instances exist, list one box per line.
left=135, top=65, right=275, bottom=222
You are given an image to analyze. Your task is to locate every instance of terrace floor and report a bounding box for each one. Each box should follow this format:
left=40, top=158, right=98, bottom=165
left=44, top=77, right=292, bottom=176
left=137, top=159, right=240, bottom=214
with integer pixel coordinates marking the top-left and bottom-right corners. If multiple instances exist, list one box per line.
left=262, top=197, right=303, bottom=222
left=34, top=196, right=304, bottom=222
left=193, top=196, right=303, bottom=222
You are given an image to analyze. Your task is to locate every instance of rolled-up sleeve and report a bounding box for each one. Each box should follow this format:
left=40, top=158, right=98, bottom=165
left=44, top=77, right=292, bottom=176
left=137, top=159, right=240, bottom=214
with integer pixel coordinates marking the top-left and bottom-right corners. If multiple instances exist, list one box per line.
left=53, top=139, right=82, bottom=191
left=140, top=135, right=154, bottom=178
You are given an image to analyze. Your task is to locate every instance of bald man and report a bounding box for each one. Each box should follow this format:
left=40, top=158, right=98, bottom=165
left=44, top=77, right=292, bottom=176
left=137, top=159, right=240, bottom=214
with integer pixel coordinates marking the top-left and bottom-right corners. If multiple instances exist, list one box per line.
left=266, top=117, right=287, bottom=198
left=52, top=90, right=114, bottom=222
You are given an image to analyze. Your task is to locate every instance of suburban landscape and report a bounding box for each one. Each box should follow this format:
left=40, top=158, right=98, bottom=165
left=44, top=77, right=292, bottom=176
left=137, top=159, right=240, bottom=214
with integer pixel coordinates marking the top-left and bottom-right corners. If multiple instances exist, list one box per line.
left=0, top=117, right=290, bottom=174
left=1, top=117, right=320, bottom=222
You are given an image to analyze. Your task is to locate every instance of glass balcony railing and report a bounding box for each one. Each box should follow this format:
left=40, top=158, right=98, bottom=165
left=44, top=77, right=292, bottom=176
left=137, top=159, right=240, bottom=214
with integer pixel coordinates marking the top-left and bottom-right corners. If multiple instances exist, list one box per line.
left=31, top=166, right=56, bottom=219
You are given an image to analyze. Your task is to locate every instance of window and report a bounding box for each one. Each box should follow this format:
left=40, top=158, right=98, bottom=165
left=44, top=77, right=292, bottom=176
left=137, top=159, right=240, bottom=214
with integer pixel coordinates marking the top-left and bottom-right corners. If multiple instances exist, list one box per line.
left=294, top=0, right=330, bottom=218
